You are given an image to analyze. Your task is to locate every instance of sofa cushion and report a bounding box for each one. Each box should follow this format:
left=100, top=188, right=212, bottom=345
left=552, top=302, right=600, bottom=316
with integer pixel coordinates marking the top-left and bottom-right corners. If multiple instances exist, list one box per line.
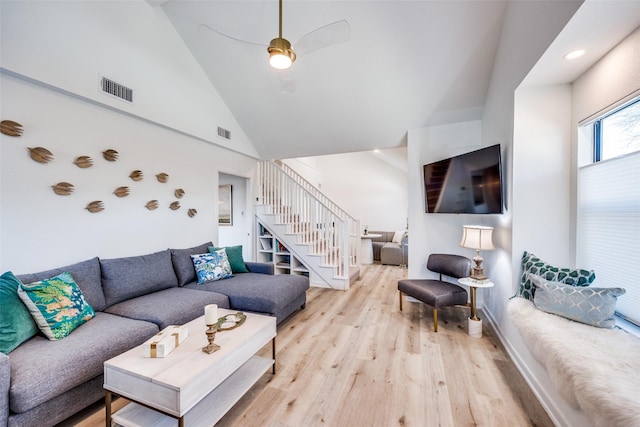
left=170, top=242, right=213, bottom=286
left=101, top=250, right=178, bottom=307
left=245, top=261, right=274, bottom=275
left=18, top=272, right=95, bottom=340
left=16, top=257, right=106, bottom=312
left=104, top=287, right=230, bottom=330
left=184, top=273, right=309, bottom=315
left=191, top=250, right=233, bottom=284
left=381, top=242, right=404, bottom=265
left=8, top=312, right=158, bottom=414
left=0, top=271, right=39, bottom=354
left=209, top=245, right=249, bottom=273
left=368, top=231, right=393, bottom=243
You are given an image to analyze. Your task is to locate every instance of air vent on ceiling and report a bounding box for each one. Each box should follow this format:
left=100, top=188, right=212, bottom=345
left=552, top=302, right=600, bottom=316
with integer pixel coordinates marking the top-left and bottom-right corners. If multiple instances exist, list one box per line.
left=100, top=76, right=133, bottom=103
left=218, top=126, right=231, bottom=140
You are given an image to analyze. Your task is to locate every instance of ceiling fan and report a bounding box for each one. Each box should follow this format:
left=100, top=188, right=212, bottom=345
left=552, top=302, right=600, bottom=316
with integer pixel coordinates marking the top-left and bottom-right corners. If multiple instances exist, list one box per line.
left=200, top=0, right=350, bottom=92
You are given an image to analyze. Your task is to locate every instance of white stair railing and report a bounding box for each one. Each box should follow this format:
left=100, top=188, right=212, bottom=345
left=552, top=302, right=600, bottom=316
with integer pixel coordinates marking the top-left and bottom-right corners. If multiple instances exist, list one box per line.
left=258, top=161, right=360, bottom=278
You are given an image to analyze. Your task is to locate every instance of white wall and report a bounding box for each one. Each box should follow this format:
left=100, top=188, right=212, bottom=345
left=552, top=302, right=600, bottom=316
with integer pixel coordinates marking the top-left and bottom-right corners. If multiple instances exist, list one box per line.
left=572, top=27, right=640, bottom=127
left=407, top=120, right=486, bottom=277
left=0, top=0, right=257, bottom=158
left=0, top=74, right=257, bottom=274
left=512, top=85, right=573, bottom=271
left=0, top=0, right=261, bottom=273
left=286, top=151, right=408, bottom=232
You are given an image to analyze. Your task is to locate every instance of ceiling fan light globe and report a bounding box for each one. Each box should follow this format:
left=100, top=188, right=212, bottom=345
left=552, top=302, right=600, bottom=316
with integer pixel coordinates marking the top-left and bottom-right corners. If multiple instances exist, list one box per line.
left=270, top=52, right=292, bottom=69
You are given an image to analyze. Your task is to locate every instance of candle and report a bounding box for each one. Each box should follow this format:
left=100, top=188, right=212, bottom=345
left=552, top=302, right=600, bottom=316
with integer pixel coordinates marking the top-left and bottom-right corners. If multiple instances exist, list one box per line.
left=204, top=304, right=218, bottom=325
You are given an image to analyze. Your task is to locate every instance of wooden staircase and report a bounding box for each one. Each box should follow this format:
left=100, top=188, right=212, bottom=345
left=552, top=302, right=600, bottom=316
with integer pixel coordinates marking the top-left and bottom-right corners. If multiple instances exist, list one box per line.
left=425, top=158, right=452, bottom=213
left=256, top=161, right=361, bottom=290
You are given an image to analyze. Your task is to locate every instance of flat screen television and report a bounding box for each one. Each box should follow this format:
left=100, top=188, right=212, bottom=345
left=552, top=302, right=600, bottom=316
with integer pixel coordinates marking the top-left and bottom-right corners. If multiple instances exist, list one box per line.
left=423, top=144, right=503, bottom=214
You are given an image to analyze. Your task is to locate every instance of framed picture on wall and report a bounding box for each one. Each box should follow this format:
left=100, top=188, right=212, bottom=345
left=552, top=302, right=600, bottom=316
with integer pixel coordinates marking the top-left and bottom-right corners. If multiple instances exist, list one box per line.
left=218, top=184, right=232, bottom=226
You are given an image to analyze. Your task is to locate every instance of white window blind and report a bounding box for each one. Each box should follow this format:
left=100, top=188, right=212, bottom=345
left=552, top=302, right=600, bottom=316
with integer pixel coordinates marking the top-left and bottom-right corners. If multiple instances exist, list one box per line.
left=577, top=151, right=640, bottom=325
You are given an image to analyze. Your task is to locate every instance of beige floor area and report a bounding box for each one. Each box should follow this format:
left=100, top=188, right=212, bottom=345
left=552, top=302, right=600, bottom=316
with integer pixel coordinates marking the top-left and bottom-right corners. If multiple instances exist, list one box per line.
left=60, top=263, right=553, bottom=427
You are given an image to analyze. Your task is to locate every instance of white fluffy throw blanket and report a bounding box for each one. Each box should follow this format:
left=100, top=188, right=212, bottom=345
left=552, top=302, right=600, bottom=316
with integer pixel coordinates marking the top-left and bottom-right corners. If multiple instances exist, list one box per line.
left=508, top=298, right=640, bottom=427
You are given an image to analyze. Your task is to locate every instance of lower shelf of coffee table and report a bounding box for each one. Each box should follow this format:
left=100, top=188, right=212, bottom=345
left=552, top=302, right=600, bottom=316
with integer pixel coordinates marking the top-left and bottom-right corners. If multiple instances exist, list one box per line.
left=112, top=355, right=273, bottom=427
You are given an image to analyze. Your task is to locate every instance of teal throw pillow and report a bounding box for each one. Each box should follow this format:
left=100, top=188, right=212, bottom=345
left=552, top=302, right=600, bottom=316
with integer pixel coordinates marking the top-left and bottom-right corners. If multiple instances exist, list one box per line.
left=530, top=273, right=625, bottom=329
left=17, top=272, right=95, bottom=340
left=0, top=271, right=39, bottom=353
left=514, top=251, right=595, bottom=300
left=209, top=245, right=249, bottom=273
left=191, top=250, right=233, bottom=284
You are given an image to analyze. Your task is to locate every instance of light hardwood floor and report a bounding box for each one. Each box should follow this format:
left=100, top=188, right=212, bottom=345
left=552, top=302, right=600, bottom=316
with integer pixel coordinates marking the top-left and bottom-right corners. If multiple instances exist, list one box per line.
left=61, top=264, right=553, bottom=427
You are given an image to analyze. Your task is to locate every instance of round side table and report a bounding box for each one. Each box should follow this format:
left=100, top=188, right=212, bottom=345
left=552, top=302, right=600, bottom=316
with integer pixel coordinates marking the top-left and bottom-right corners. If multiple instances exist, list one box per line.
left=360, top=233, right=382, bottom=265
left=458, top=277, right=494, bottom=338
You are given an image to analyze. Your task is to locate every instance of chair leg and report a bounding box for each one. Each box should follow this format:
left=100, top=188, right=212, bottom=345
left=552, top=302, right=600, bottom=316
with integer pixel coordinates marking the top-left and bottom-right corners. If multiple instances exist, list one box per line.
left=433, top=308, right=438, bottom=332
left=398, top=290, right=403, bottom=311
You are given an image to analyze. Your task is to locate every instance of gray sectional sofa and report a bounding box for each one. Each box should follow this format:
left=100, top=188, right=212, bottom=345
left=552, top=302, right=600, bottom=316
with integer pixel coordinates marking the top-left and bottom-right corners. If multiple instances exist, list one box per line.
left=0, top=241, right=309, bottom=427
left=368, top=231, right=408, bottom=265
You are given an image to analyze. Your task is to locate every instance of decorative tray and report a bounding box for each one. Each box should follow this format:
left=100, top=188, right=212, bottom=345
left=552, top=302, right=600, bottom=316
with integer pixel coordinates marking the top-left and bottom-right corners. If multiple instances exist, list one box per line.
left=217, top=312, right=246, bottom=331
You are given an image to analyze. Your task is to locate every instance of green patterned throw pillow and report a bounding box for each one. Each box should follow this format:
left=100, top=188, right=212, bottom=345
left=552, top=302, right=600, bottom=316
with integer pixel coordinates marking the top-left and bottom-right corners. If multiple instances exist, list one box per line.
left=209, top=245, right=249, bottom=274
left=514, top=251, right=595, bottom=300
left=530, top=273, right=625, bottom=328
left=17, top=272, right=95, bottom=340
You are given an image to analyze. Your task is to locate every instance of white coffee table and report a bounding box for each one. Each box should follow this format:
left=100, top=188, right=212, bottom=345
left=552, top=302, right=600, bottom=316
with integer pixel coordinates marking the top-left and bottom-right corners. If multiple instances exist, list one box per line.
left=103, top=309, right=276, bottom=427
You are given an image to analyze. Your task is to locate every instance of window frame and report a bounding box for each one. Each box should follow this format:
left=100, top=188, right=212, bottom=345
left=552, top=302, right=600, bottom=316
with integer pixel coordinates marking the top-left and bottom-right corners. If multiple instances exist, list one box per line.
left=592, top=98, right=640, bottom=162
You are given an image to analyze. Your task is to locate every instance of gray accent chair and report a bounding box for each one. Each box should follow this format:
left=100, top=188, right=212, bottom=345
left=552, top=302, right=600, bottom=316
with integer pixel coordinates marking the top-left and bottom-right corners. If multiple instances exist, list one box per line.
left=398, top=254, right=471, bottom=332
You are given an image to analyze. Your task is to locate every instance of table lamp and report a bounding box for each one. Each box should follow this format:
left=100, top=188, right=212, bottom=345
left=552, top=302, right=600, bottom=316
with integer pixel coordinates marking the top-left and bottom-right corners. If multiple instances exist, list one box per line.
left=460, top=225, right=494, bottom=282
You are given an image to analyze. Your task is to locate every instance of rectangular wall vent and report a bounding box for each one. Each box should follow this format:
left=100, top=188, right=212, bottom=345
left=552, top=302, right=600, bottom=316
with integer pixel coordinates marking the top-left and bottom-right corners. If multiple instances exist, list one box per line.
left=218, top=126, right=231, bottom=140
left=100, top=77, right=133, bottom=103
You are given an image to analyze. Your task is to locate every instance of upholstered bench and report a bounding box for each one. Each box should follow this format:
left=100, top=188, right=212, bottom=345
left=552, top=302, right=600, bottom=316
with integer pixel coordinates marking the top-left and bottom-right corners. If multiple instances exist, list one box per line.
left=398, top=254, right=471, bottom=332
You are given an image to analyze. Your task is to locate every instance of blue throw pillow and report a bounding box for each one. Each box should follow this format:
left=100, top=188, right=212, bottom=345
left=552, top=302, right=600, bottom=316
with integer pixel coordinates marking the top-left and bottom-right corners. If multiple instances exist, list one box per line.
left=191, top=250, right=233, bottom=284
left=18, top=272, right=95, bottom=340
left=0, top=271, right=39, bottom=353
left=530, top=273, right=625, bottom=329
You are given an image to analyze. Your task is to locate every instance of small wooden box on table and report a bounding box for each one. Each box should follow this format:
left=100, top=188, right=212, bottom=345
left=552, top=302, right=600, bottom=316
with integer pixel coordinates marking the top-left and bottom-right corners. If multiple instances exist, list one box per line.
left=103, top=309, right=277, bottom=427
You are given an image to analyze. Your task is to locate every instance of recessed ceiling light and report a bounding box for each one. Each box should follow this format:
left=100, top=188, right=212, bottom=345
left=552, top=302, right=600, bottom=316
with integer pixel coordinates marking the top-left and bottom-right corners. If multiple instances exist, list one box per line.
left=564, top=49, right=585, bottom=60
left=374, top=149, right=380, bottom=154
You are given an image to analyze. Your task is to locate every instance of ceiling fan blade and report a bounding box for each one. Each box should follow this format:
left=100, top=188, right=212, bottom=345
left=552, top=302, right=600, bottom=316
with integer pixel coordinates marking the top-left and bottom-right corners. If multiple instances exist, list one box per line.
left=198, top=23, right=267, bottom=48
left=294, top=20, right=351, bottom=56
left=276, top=69, right=296, bottom=93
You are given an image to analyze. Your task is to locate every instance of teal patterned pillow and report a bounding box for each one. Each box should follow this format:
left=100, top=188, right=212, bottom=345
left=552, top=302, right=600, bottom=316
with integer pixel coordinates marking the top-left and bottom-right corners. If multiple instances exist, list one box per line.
left=208, top=245, right=249, bottom=273
left=530, top=274, right=625, bottom=328
left=191, top=250, right=233, bottom=284
left=514, top=251, right=595, bottom=300
left=17, top=272, right=95, bottom=340
left=0, top=271, right=39, bottom=353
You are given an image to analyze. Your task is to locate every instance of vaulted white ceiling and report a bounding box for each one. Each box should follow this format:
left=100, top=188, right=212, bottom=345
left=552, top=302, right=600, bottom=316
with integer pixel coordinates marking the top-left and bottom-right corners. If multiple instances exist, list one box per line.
left=160, top=0, right=508, bottom=160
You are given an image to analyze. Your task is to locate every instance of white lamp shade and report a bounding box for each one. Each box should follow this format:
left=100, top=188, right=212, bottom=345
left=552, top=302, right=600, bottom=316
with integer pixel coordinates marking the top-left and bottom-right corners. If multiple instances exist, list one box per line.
left=460, top=225, right=494, bottom=251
